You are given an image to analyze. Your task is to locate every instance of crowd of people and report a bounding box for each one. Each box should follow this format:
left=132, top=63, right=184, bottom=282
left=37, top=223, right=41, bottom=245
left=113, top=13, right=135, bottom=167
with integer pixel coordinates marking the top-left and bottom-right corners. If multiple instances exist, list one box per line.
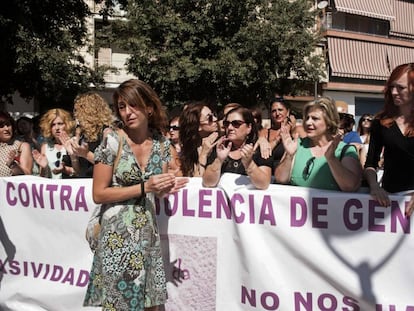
left=1, top=62, right=414, bottom=311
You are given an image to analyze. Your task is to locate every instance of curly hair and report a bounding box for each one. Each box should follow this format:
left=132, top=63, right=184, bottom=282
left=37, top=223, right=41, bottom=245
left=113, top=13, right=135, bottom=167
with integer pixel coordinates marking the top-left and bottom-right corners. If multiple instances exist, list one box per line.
left=39, top=108, right=75, bottom=140
left=303, top=97, right=340, bottom=137
left=74, top=92, right=114, bottom=142
left=179, top=102, right=206, bottom=176
left=112, top=79, right=168, bottom=133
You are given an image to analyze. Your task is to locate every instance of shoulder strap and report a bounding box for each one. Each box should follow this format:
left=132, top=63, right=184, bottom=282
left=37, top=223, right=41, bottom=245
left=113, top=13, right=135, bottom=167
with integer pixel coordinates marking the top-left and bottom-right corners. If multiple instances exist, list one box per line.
left=340, top=144, right=356, bottom=160
left=113, top=130, right=125, bottom=169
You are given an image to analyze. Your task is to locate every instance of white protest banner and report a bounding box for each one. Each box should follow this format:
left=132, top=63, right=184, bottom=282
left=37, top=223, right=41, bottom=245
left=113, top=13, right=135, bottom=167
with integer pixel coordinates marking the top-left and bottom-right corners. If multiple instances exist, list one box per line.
left=0, top=174, right=413, bottom=310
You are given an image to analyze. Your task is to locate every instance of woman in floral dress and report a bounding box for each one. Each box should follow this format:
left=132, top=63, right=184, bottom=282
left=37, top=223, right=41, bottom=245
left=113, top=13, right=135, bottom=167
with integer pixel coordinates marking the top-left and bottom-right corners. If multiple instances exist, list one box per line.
left=84, top=79, right=187, bottom=311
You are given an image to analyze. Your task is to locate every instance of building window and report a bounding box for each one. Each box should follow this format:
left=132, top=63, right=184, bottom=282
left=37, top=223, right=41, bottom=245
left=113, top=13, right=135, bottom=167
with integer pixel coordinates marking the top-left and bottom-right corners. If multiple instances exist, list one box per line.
left=330, top=12, right=389, bottom=36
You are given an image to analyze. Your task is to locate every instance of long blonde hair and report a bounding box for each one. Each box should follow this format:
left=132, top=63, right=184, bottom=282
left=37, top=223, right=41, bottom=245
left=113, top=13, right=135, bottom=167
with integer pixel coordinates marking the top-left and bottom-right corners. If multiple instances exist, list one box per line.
left=74, top=92, right=114, bottom=141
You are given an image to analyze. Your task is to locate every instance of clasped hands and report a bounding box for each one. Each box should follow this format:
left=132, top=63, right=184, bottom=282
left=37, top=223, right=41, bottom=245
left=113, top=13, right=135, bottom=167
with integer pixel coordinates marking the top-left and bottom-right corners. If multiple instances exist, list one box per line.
left=145, top=173, right=189, bottom=198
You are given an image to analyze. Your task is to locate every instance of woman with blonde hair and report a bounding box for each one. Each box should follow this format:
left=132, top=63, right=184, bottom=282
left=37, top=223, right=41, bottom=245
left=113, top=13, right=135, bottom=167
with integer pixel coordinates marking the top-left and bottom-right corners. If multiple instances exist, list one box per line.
left=33, top=108, right=79, bottom=178
left=275, top=97, right=362, bottom=191
left=69, top=92, right=115, bottom=177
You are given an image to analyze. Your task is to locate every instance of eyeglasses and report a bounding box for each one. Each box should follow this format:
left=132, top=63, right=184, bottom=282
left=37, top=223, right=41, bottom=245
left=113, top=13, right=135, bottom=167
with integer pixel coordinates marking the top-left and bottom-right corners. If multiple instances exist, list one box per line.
left=200, top=113, right=217, bottom=124
left=55, top=151, right=62, bottom=167
left=223, top=120, right=246, bottom=129
left=169, top=125, right=180, bottom=131
left=0, top=120, right=12, bottom=128
left=362, top=118, right=372, bottom=122
left=302, top=157, right=315, bottom=180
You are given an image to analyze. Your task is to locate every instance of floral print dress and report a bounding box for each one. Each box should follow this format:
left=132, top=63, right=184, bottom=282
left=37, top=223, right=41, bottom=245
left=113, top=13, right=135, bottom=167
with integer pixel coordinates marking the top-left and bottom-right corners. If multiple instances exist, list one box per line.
left=84, top=130, right=170, bottom=310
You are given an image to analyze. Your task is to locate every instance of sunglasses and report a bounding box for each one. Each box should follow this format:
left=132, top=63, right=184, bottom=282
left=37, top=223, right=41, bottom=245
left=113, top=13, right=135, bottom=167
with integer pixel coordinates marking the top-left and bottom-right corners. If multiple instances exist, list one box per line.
left=0, top=120, right=12, bottom=128
left=223, top=120, right=246, bottom=129
left=200, top=113, right=217, bottom=124
left=362, top=118, right=372, bottom=122
left=169, top=125, right=180, bottom=131
left=55, top=151, right=62, bottom=167
left=302, top=157, right=315, bottom=180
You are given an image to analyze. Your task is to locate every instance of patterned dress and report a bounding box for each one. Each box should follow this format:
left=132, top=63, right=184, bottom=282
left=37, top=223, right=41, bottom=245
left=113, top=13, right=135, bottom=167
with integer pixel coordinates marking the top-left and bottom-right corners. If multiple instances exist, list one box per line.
left=0, top=139, right=22, bottom=177
left=84, top=130, right=169, bottom=310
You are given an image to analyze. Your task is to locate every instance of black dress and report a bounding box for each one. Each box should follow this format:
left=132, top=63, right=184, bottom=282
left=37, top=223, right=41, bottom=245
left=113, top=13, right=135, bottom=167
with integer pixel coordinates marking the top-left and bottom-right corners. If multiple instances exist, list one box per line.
left=365, top=119, right=414, bottom=193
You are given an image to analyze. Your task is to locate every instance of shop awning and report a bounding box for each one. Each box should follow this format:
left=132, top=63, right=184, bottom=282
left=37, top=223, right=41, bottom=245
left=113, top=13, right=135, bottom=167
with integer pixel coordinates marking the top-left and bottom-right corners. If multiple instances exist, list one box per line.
left=328, top=37, right=389, bottom=80
left=387, top=45, right=414, bottom=70
left=328, top=37, right=414, bottom=80
left=390, top=0, right=414, bottom=38
left=334, top=0, right=394, bottom=21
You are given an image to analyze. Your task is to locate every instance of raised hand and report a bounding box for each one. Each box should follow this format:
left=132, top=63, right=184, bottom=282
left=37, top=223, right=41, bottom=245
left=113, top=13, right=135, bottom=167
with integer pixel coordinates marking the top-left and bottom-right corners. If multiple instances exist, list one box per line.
left=215, top=136, right=232, bottom=162
left=240, top=143, right=255, bottom=168
left=280, top=125, right=298, bottom=156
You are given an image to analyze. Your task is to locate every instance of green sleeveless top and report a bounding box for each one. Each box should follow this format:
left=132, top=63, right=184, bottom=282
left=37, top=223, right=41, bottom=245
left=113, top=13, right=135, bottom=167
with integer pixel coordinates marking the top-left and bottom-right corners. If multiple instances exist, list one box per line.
left=290, top=137, right=358, bottom=190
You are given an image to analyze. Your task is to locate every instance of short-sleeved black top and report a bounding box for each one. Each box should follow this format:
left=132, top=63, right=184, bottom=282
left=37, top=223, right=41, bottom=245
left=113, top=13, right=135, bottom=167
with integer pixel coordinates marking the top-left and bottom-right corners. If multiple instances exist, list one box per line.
left=207, top=146, right=273, bottom=175
left=365, top=119, right=414, bottom=193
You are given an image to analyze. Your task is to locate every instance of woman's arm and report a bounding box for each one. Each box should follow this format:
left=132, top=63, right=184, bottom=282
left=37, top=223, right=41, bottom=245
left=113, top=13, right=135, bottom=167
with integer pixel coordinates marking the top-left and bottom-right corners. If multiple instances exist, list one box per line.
left=17, top=142, right=33, bottom=175
left=92, top=162, right=178, bottom=204
left=274, top=125, right=298, bottom=184
left=274, top=152, right=294, bottom=184
left=202, top=137, right=230, bottom=187
left=241, top=143, right=271, bottom=189
left=202, top=158, right=224, bottom=187
left=8, top=142, right=33, bottom=175
left=168, top=145, right=183, bottom=176
left=325, top=135, right=362, bottom=192
left=246, top=162, right=271, bottom=189
left=197, top=132, right=219, bottom=177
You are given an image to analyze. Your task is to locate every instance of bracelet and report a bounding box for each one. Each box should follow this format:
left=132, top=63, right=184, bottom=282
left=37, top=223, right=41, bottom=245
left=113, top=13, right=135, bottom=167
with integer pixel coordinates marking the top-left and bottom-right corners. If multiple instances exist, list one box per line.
left=8, top=160, right=18, bottom=169
left=141, top=181, right=146, bottom=198
left=199, top=162, right=207, bottom=169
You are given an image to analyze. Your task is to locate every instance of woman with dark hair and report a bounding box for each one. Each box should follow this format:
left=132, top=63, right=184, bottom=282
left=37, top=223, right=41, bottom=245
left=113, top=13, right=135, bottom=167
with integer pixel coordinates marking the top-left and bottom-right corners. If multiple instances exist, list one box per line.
left=84, top=79, right=188, bottom=311
left=364, top=63, right=414, bottom=217
left=179, top=101, right=218, bottom=176
left=0, top=111, right=33, bottom=176
left=275, top=97, right=361, bottom=191
left=259, top=96, right=295, bottom=149
left=168, top=116, right=181, bottom=154
left=251, top=106, right=263, bottom=131
left=357, top=113, right=374, bottom=166
left=202, top=107, right=272, bottom=189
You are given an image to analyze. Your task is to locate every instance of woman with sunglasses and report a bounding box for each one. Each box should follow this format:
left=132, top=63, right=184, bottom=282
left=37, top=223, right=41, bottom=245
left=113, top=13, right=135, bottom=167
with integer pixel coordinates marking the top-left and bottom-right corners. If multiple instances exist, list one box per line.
left=168, top=116, right=181, bottom=154
left=33, top=108, right=79, bottom=179
left=0, top=111, right=33, bottom=176
left=274, top=97, right=362, bottom=191
left=83, top=79, right=188, bottom=311
left=202, top=107, right=272, bottom=190
left=179, top=101, right=219, bottom=176
left=357, top=113, right=374, bottom=166
left=364, top=63, right=414, bottom=217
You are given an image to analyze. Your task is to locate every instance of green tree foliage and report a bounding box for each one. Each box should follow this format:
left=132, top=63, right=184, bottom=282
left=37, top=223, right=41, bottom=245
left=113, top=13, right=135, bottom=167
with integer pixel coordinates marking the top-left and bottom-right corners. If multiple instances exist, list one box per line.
left=109, top=0, right=325, bottom=107
left=0, top=0, right=106, bottom=111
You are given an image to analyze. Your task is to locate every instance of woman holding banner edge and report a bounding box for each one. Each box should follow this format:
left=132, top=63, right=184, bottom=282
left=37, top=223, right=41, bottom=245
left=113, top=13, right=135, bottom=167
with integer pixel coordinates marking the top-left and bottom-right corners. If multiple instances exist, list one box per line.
left=364, top=63, right=414, bottom=217
left=83, top=79, right=188, bottom=311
